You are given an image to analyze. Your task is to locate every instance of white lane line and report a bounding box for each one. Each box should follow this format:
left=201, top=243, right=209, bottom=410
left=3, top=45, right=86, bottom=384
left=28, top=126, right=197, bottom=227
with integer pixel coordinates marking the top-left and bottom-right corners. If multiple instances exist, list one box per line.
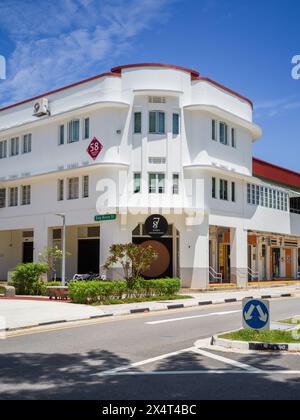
left=92, top=347, right=195, bottom=378
left=192, top=348, right=261, bottom=372
left=146, top=310, right=241, bottom=325
left=93, top=370, right=300, bottom=376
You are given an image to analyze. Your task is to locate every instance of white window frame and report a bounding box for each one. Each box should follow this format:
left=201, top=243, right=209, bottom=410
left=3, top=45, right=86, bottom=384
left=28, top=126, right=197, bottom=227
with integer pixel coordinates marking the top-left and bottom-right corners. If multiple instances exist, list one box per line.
left=0, top=140, right=7, bottom=159
left=68, top=177, right=79, bottom=200
left=22, top=134, right=32, bottom=154
left=67, top=120, right=80, bottom=143
left=21, top=185, right=31, bottom=206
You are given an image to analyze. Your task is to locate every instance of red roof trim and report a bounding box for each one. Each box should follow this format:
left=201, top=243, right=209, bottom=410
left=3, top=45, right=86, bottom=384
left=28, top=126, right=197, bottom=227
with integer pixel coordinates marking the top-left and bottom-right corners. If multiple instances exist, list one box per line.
left=0, top=72, right=121, bottom=113
left=111, top=63, right=200, bottom=78
left=192, top=76, right=253, bottom=109
left=253, top=157, right=300, bottom=189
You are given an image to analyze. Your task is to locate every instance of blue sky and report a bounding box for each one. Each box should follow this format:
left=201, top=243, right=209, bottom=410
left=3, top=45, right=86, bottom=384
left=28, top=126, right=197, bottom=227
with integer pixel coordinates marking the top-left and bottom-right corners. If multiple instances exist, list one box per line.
left=0, top=0, right=299, bottom=171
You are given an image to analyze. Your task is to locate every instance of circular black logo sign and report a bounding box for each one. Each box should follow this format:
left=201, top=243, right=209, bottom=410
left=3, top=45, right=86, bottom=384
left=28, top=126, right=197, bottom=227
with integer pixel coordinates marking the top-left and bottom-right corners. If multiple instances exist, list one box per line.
left=145, top=215, right=169, bottom=238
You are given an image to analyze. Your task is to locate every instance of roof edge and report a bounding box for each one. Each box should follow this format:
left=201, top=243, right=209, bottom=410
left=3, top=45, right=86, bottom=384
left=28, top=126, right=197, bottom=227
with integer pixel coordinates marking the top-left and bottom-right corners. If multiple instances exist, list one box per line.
left=111, top=63, right=200, bottom=78
left=193, top=77, right=254, bottom=109
left=0, top=72, right=121, bottom=113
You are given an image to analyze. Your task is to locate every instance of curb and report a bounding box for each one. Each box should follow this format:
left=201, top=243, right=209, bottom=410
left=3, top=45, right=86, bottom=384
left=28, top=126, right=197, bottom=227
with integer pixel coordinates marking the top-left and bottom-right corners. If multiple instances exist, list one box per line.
left=2, top=292, right=294, bottom=334
left=211, top=335, right=300, bottom=353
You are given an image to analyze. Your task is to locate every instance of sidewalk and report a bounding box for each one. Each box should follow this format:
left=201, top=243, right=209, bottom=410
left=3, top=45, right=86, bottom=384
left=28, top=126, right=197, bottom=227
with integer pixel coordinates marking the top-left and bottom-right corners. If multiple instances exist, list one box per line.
left=1, top=284, right=300, bottom=331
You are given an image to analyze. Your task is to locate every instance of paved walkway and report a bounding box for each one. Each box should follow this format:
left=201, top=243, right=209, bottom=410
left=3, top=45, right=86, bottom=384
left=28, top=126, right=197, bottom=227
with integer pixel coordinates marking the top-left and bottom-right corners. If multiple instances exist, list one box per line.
left=1, top=284, right=300, bottom=331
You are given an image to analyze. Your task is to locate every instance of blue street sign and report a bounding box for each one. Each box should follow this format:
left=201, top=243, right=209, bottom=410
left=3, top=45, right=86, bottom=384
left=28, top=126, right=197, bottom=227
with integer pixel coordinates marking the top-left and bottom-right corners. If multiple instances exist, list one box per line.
left=243, top=299, right=270, bottom=331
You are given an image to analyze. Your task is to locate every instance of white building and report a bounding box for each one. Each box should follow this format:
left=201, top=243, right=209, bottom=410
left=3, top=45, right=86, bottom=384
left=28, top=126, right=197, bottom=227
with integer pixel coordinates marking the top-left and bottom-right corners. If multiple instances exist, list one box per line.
left=0, top=63, right=299, bottom=289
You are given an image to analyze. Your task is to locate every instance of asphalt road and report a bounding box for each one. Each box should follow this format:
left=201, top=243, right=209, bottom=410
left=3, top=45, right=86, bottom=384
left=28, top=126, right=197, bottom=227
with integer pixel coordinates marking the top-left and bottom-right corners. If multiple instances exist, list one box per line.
left=0, top=297, right=300, bottom=400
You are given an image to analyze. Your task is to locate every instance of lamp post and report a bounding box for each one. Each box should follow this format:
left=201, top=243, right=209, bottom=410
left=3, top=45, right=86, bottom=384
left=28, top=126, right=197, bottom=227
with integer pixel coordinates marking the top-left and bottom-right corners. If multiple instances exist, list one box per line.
left=56, top=213, right=66, bottom=286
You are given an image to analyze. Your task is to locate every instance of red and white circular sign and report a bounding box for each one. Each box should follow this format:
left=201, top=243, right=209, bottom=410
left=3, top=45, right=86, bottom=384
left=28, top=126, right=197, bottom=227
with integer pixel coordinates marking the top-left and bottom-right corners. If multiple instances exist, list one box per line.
left=87, top=137, right=103, bottom=160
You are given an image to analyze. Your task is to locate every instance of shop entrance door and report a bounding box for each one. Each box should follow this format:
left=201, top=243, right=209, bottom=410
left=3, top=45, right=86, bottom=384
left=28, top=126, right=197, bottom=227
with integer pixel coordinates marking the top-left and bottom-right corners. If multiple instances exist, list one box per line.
left=285, top=249, right=292, bottom=279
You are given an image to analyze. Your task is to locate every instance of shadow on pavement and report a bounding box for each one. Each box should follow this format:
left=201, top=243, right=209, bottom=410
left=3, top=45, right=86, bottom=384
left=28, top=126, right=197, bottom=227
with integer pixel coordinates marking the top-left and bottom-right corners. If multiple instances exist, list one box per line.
left=0, top=350, right=300, bottom=400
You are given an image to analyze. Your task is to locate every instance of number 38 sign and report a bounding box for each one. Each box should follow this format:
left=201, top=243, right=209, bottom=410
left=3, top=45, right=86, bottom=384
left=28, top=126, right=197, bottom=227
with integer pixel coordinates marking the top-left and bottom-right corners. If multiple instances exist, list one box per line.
left=87, top=137, right=103, bottom=160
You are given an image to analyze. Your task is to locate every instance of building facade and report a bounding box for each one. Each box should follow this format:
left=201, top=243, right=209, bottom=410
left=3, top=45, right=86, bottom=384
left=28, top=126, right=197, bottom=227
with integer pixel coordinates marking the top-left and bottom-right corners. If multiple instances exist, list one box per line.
left=0, top=63, right=299, bottom=288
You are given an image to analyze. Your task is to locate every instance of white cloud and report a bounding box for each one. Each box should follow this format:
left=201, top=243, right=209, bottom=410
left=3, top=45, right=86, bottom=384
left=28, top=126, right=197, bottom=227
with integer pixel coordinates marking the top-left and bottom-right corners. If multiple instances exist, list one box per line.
left=254, top=96, right=300, bottom=118
left=0, top=0, right=173, bottom=106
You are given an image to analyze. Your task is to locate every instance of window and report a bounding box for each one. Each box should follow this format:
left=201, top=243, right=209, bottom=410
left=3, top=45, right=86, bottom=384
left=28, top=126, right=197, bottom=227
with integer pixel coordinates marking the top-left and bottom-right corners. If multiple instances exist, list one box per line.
left=21, top=185, right=31, bottom=206
left=22, top=134, right=32, bottom=154
left=247, top=183, right=288, bottom=212
left=68, top=177, right=79, bottom=200
left=212, top=120, right=217, bottom=141
left=149, top=112, right=165, bottom=134
left=173, top=174, right=179, bottom=195
left=9, top=187, right=18, bottom=207
left=212, top=177, right=217, bottom=199
left=83, top=118, right=90, bottom=140
left=10, top=137, right=19, bottom=156
left=149, top=173, right=165, bottom=194
left=68, top=120, right=80, bottom=143
left=59, top=125, right=65, bottom=145
left=0, top=189, right=6, bottom=208
left=58, top=180, right=64, bottom=201
left=0, top=140, right=7, bottom=159
left=220, top=179, right=228, bottom=201
left=231, top=128, right=236, bottom=148
left=173, top=113, right=180, bottom=135
left=134, top=173, right=141, bottom=194
left=82, top=176, right=89, bottom=198
left=219, top=123, right=228, bottom=145
left=134, top=112, right=142, bottom=134
left=231, top=182, right=236, bottom=202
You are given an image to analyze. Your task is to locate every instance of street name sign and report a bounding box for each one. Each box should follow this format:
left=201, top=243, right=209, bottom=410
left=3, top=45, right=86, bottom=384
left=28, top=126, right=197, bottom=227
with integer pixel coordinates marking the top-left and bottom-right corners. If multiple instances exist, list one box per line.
left=243, top=298, right=270, bottom=331
left=95, top=214, right=117, bottom=222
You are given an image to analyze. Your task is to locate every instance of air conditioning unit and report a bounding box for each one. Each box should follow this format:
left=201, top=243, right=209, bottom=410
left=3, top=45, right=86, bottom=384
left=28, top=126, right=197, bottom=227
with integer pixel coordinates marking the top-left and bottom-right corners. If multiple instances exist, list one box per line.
left=33, top=98, right=50, bottom=117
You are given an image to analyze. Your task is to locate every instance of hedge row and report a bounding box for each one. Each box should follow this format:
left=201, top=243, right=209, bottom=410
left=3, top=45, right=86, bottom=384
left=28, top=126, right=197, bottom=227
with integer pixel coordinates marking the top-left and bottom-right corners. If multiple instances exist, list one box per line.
left=68, top=278, right=181, bottom=304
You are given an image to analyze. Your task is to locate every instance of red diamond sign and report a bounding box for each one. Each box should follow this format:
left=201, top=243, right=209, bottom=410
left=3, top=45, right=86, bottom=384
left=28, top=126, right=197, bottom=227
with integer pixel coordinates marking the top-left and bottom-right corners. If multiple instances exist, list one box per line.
left=87, top=137, right=103, bottom=160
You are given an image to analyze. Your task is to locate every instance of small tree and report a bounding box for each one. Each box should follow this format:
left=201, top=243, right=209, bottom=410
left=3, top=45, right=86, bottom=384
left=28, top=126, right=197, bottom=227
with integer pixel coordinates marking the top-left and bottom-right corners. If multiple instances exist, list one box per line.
left=104, top=243, right=158, bottom=288
left=39, top=246, right=70, bottom=281
left=12, top=263, right=49, bottom=296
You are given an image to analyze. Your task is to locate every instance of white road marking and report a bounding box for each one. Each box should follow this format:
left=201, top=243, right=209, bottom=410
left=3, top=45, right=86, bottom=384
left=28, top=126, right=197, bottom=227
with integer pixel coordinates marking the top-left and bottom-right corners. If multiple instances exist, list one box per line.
left=94, top=370, right=300, bottom=376
left=146, top=310, right=241, bottom=325
left=192, top=348, right=261, bottom=372
left=92, top=347, right=195, bottom=378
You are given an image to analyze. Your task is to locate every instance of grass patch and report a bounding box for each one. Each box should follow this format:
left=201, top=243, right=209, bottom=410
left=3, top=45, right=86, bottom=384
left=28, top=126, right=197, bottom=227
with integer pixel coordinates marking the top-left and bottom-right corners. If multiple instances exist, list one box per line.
left=93, top=295, right=192, bottom=306
left=220, top=329, right=300, bottom=344
left=279, top=318, right=300, bottom=325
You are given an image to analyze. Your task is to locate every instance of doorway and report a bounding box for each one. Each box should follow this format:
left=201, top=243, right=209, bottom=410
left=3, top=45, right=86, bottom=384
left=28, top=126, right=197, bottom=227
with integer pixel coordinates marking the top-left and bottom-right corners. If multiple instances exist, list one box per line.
left=285, top=249, right=292, bottom=279
left=78, top=239, right=100, bottom=274
left=271, top=248, right=281, bottom=278
left=23, top=242, right=34, bottom=264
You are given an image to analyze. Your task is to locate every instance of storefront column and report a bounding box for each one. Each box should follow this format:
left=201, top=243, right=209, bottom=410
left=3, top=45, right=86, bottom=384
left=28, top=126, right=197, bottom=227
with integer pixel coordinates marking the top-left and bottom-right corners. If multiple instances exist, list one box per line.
left=33, top=219, right=50, bottom=281
left=180, top=217, right=209, bottom=289
left=230, top=227, right=248, bottom=288
left=100, top=219, right=132, bottom=280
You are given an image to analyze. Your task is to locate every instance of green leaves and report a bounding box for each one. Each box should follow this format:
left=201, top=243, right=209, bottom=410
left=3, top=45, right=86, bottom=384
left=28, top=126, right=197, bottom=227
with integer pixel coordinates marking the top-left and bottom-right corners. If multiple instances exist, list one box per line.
left=104, top=243, right=158, bottom=287
left=11, top=263, right=49, bottom=296
left=68, top=278, right=181, bottom=305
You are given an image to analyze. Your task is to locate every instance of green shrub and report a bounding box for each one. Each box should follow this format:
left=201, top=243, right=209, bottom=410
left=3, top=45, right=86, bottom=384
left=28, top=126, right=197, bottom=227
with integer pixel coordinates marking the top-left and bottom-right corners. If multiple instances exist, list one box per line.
left=68, top=278, right=181, bottom=304
left=11, top=263, right=49, bottom=296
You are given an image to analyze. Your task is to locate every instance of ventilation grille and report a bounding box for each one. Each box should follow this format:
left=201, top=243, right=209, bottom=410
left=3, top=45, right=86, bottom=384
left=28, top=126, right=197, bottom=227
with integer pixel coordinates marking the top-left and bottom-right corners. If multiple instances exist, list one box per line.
left=149, top=96, right=166, bottom=104
left=149, top=157, right=167, bottom=164
left=23, top=231, right=34, bottom=239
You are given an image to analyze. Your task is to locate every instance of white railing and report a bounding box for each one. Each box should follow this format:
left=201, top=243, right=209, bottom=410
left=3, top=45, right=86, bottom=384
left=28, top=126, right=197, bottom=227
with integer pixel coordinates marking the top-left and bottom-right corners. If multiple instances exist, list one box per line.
left=248, top=268, right=259, bottom=282
left=209, top=267, right=223, bottom=284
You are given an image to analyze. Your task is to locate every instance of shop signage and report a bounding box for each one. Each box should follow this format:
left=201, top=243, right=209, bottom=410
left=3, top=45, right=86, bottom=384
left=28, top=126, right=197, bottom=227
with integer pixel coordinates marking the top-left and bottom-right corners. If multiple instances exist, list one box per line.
left=87, top=137, right=103, bottom=160
left=144, top=215, right=169, bottom=238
